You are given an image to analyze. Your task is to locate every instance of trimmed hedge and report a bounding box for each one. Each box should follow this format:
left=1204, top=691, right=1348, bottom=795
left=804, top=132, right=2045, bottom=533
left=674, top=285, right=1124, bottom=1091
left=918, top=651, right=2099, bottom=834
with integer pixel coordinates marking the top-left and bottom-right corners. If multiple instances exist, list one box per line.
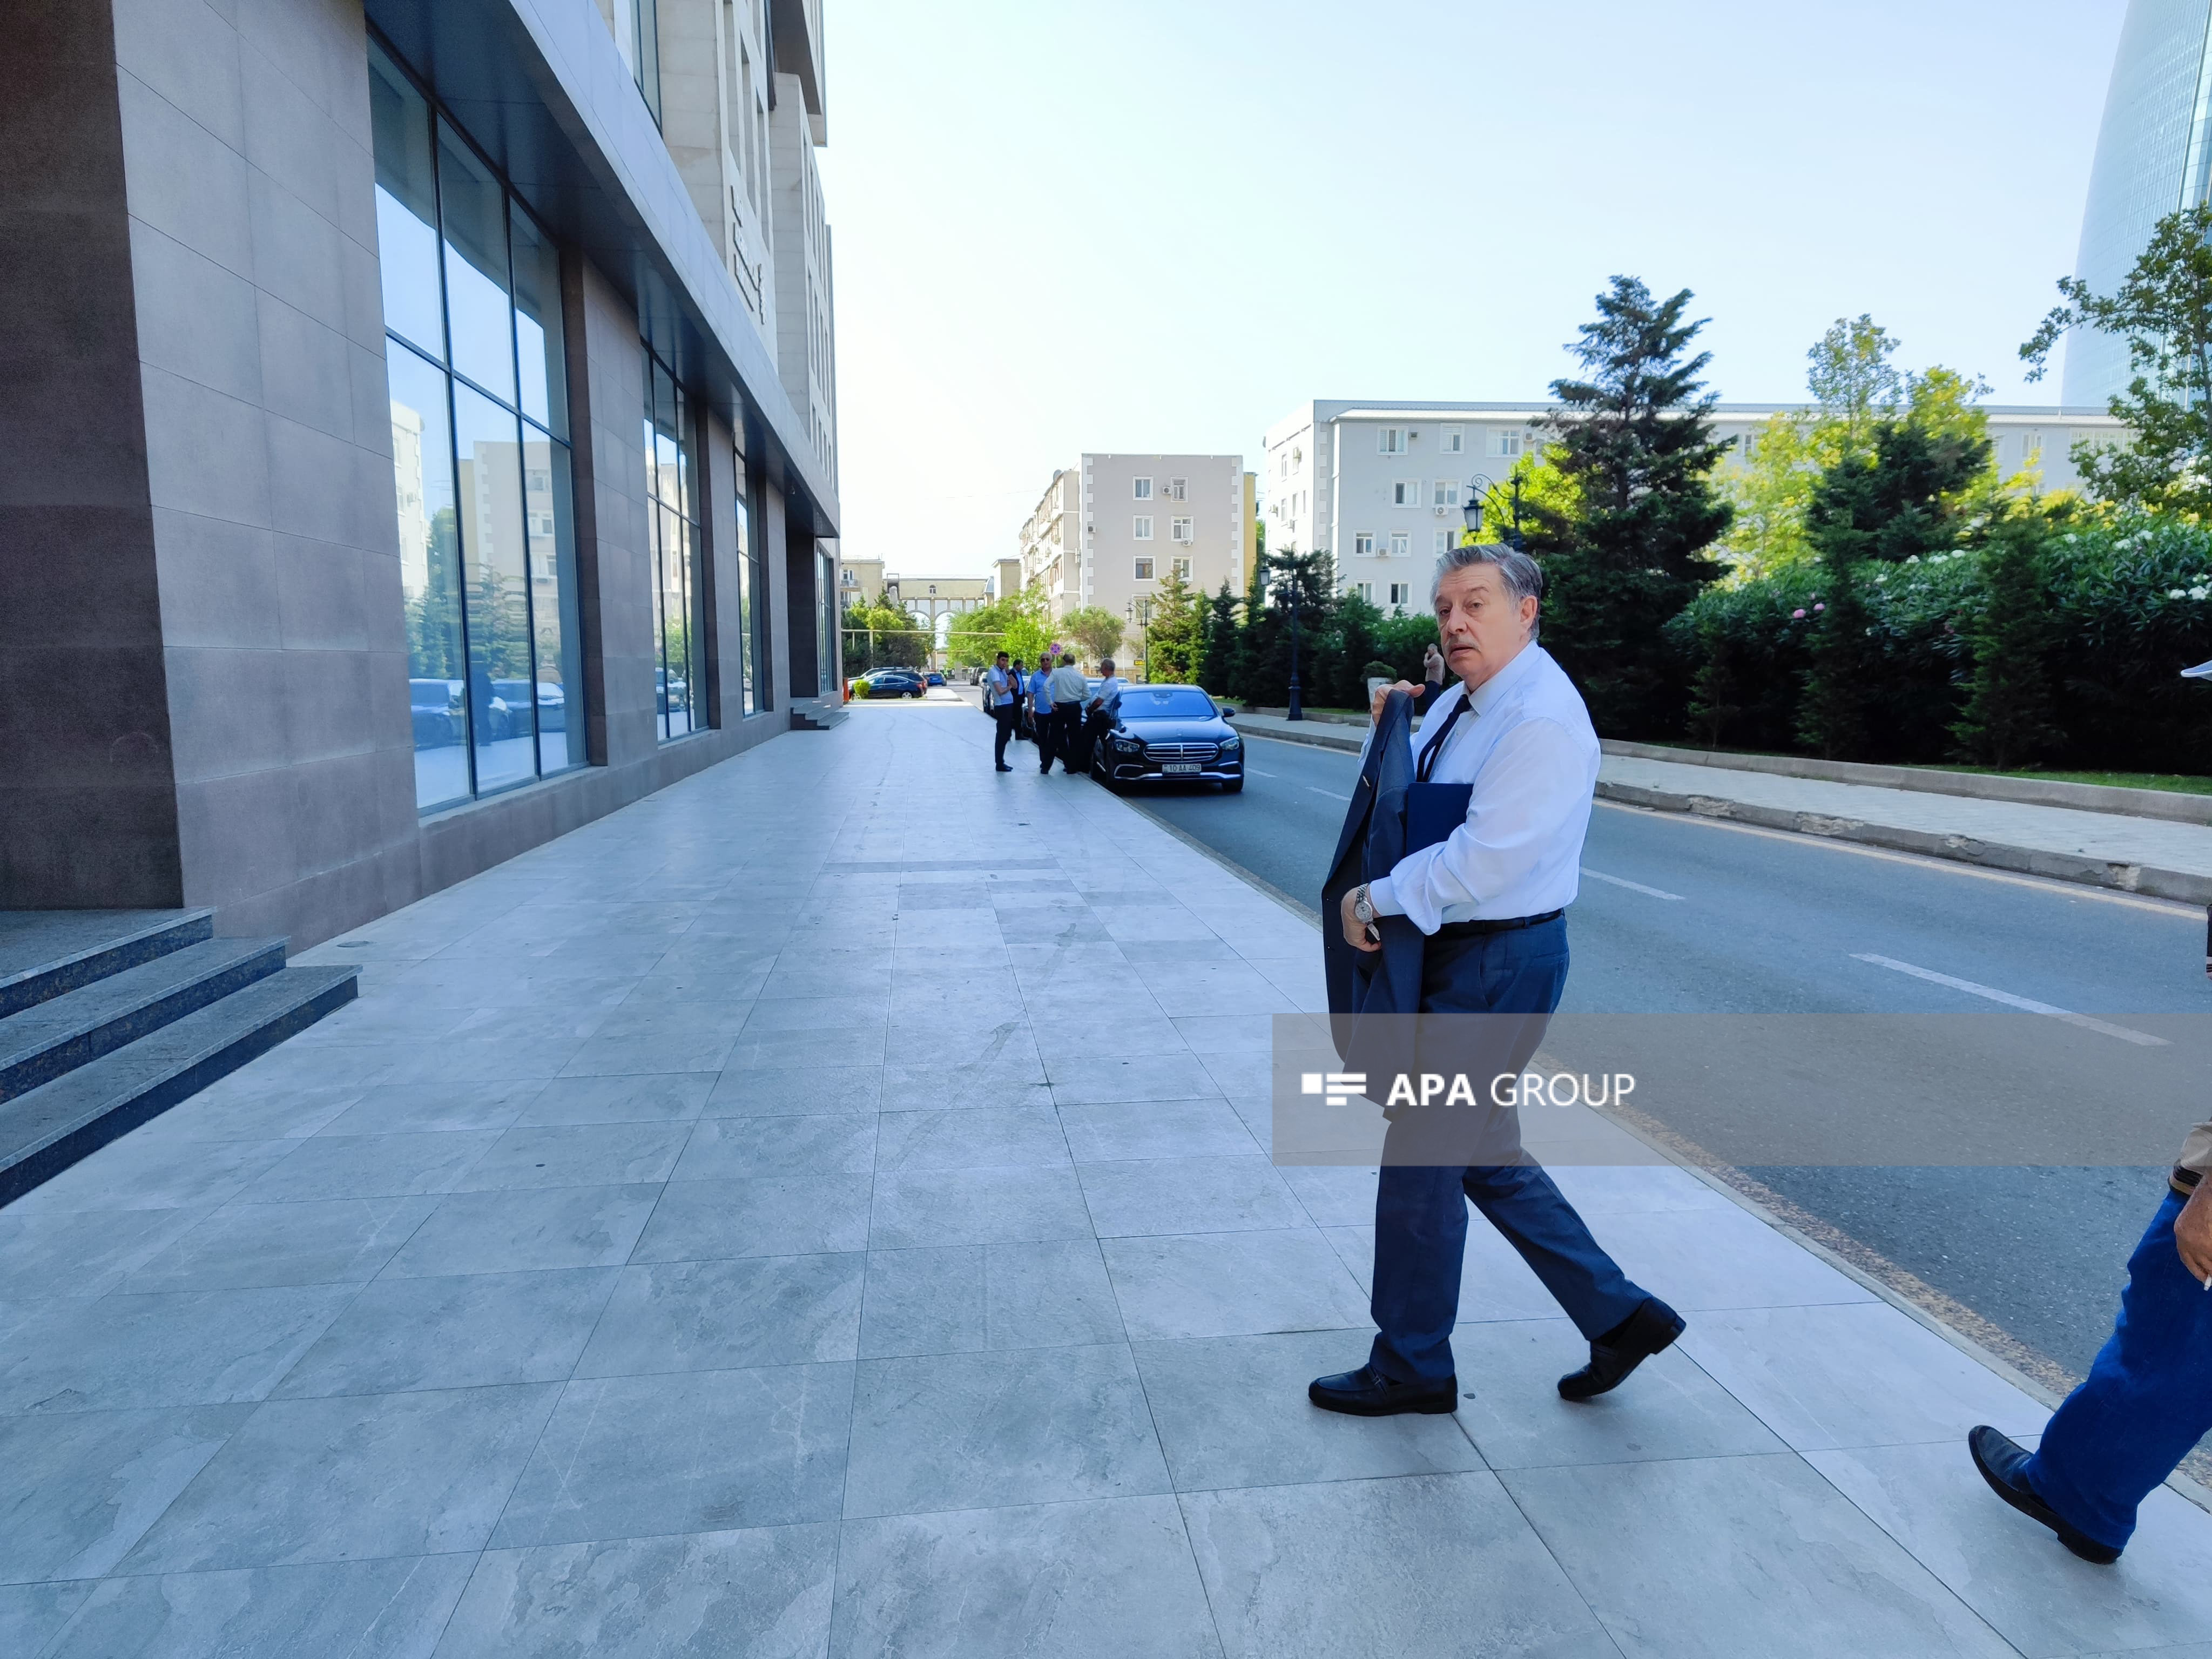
left=1671, top=514, right=2212, bottom=771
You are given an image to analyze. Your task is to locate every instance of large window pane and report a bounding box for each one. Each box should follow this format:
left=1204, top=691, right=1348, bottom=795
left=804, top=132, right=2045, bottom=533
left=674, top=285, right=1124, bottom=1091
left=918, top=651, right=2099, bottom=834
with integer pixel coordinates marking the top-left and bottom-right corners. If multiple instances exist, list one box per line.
left=733, top=485, right=755, bottom=716
left=453, top=385, right=535, bottom=793
left=510, top=203, right=566, bottom=437
left=388, top=344, right=468, bottom=810
left=437, top=122, right=516, bottom=405
left=525, top=427, right=585, bottom=772
left=369, top=48, right=442, bottom=362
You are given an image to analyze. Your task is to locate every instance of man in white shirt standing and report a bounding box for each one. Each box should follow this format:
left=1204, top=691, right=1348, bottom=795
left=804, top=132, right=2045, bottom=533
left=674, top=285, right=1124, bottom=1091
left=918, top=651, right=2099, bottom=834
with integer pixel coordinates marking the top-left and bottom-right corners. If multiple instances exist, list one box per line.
left=1310, top=542, right=1684, bottom=1418
left=1045, top=653, right=1092, bottom=775
left=984, top=651, right=1020, bottom=772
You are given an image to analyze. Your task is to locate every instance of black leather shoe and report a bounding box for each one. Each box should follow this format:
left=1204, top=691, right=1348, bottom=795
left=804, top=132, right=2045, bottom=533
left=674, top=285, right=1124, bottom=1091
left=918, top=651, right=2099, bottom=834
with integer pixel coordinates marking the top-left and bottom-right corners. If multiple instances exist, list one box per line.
left=1558, top=1297, right=1685, bottom=1402
left=1968, top=1425, right=2121, bottom=1564
left=996, top=763, right=1013, bottom=772
left=1307, top=1365, right=1458, bottom=1417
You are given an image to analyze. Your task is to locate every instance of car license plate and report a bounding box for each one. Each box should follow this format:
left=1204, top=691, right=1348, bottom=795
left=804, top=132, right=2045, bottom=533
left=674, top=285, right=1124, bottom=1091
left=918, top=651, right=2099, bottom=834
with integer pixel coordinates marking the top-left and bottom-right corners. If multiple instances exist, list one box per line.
left=1162, top=762, right=1202, bottom=774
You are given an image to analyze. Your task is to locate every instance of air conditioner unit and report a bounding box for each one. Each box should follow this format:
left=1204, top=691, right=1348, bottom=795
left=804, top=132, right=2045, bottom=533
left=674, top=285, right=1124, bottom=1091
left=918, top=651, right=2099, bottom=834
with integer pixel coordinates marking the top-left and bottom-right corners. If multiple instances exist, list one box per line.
left=1434, top=506, right=1447, bottom=516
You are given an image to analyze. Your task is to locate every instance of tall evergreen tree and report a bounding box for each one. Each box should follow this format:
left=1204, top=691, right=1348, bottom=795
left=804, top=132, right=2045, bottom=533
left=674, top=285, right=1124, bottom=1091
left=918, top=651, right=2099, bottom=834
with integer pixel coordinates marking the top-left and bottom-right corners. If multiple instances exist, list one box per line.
left=1145, top=568, right=1204, bottom=682
left=1197, top=580, right=1240, bottom=694
left=1523, top=276, right=1733, bottom=736
left=1792, top=565, right=1873, bottom=759
left=1951, top=521, right=2061, bottom=771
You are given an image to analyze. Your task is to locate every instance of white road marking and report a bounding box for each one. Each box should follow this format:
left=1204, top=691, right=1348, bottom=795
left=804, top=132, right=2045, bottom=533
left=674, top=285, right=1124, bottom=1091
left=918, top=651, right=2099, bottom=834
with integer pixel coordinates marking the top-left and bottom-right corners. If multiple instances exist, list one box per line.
left=1246, top=768, right=1277, bottom=778
left=1579, top=867, right=1684, bottom=901
left=1849, top=954, right=2168, bottom=1046
left=1594, top=799, right=2200, bottom=919
left=1307, top=786, right=1351, bottom=802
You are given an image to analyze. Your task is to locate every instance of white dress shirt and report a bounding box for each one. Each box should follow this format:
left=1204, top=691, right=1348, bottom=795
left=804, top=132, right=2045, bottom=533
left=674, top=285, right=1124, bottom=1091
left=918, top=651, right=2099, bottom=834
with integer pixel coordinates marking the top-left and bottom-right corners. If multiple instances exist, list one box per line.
left=1363, top=640, right=1598, bottom=933
left=1093, top=675, right=1127, bottom=712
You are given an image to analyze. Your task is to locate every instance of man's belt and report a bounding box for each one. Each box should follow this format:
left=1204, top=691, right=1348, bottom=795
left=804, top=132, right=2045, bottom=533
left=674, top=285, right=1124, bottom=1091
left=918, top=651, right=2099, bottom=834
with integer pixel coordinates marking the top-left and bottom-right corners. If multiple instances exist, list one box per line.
left=1433, top=909, right=1564, bottom=938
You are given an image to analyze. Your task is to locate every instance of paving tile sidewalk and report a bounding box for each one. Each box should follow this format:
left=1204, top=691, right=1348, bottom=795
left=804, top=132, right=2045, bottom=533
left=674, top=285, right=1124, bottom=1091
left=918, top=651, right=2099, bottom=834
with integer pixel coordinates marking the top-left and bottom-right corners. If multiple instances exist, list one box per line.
left=3, top=705, right=2210, bottom=1657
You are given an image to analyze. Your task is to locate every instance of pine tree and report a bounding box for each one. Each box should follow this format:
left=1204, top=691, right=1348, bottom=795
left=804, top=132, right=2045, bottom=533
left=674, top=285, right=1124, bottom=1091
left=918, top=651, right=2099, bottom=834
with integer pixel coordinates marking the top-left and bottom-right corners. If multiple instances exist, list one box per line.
left=1793, top=561, right=1872, bottom=759
left=1951, top=521, right=2061, bottom=771
left=1525, top=276, right=1733, bottom=736
left=1146, top=568, right=1204, bottom=682
left=1198, top=581, right=1240, bottom=693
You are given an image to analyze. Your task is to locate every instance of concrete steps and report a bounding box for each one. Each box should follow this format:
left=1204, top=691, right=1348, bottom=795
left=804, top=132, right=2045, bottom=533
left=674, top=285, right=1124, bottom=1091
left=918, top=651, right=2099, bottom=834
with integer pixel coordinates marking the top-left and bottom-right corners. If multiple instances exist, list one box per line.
left=0, top=912, right=356, bottom=1207
left=791, top=697, right=849, bottom=731
left=0, top=907, right=214, bottom=1019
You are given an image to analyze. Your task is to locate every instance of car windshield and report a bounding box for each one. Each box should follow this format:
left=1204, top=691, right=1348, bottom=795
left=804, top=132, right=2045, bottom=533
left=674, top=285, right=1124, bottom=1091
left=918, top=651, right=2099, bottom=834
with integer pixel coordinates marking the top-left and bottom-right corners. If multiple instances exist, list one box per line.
left=1120, top=687, right=1216, bottom=719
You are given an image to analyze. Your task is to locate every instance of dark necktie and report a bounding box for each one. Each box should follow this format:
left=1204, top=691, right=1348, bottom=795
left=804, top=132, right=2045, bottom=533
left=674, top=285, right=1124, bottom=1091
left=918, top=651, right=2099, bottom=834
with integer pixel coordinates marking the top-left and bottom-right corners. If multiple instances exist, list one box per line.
left=1415, top=694, right=1469, bottom=783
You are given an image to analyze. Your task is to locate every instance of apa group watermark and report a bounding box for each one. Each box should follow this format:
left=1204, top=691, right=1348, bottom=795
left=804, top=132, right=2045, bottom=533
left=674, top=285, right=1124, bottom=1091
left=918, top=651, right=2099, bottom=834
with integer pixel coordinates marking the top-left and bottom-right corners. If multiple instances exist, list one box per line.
left=1301, top=1070, right=1637, bottom=1108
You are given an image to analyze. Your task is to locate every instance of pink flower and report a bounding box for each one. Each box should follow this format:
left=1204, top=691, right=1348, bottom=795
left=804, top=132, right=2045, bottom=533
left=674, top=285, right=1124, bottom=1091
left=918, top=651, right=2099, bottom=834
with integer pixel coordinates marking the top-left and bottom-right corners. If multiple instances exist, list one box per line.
left=1813, top=602, right=1826, bottom=613
left=1790, top=608, right=1807, bottom=619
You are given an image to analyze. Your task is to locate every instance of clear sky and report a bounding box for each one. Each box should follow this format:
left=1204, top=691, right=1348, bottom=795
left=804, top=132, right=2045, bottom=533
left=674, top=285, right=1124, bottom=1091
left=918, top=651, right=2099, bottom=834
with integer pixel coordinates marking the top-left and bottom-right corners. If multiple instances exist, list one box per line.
left=817, top=0, right=2130, bottom=577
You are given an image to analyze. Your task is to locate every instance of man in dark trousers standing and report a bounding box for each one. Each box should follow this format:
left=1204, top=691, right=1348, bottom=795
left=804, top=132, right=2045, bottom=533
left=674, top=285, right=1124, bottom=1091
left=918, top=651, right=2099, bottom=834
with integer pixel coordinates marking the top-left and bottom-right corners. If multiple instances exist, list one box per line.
left=1029, top=650, right=1058, bottom=772
left=984, top=652, right=1020, bottom=772
left=1310, top=542, right=1683, bottom=1417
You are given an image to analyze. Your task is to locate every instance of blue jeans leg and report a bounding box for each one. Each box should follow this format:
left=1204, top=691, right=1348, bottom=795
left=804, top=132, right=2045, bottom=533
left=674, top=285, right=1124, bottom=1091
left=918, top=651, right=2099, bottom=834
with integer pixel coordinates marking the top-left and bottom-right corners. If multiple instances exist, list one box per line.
left=2025, top=1190, right=2212, bottom=1552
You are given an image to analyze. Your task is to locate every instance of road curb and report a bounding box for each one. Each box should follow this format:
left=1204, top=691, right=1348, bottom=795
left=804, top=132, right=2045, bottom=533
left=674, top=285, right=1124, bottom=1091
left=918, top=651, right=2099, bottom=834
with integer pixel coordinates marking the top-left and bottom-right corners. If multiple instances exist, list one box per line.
left=1603, top=738, right=2212, bottom=825
left=1235, top=720, right=1364, bottom=754
left=1596, top=779, right=2212, bottom=905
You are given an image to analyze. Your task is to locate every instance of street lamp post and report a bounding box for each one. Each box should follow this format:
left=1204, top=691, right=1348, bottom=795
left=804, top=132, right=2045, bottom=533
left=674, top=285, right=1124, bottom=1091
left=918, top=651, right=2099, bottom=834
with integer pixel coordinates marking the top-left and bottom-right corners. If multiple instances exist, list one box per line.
left=1464, top=473, right=1526, bottom=549
left=1127, top=596, right=1154, bottom=681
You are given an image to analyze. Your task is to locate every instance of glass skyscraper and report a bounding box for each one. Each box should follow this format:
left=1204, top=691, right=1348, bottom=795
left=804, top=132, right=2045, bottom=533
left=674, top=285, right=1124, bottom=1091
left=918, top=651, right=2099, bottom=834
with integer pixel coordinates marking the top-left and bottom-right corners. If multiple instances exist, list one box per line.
left=2067, top=0, right=2212, bottom=405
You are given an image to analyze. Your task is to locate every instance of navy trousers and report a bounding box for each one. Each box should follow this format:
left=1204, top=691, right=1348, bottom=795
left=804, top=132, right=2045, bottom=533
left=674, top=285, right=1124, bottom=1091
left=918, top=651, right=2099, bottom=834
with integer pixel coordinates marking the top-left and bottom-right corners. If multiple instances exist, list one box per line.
left=2025, top=1189, right=2212, bottom=1551
left=1368, top=916, right=1650, bottom=1384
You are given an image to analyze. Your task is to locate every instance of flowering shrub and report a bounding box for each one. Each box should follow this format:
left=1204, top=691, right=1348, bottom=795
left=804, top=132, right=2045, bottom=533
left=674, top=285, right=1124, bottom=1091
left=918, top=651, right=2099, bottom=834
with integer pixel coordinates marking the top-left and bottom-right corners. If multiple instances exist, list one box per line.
left=1671, top=513, right=2212, bottom=768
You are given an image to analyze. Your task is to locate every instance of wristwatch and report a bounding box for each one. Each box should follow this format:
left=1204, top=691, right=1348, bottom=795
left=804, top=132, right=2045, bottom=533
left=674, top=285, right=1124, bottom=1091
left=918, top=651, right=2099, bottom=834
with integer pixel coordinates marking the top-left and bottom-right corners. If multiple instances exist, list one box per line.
left=1352, top=885, right=1377, bottom=928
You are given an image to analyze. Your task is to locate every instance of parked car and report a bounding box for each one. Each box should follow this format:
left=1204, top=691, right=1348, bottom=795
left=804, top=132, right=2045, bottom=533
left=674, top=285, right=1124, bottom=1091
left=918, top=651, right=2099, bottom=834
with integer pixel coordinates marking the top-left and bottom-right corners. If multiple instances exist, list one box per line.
left=655, top=668, right=690, bottom=716
left=1087, top=684, right=1244, bottom=793
left=491, top=679, right=560, bottom=739
left=858, top=669, right=926, bottom=698
left=925, top=671, right=945, bottom=687
left=408, top=678, right=464, bottom=747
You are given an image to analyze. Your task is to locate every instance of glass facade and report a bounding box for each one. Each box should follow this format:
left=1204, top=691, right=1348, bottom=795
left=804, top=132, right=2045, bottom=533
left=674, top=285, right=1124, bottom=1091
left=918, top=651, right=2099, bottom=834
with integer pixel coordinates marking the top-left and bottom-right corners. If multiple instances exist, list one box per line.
left=817, top=549, right=838, bottom=694
left=372, top=42, right=586, bottom=811
left=644, top=348, right=707, bottom=740
left=2067, top=0, right=2212, bottom=406
left=734, top=475, right=770, bottom=715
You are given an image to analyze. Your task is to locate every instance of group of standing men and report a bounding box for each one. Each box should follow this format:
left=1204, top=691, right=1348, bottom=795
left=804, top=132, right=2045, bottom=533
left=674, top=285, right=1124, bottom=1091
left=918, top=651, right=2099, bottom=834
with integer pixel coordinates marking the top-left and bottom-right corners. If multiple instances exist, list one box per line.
left=985, top=650, right=1123, bottom=777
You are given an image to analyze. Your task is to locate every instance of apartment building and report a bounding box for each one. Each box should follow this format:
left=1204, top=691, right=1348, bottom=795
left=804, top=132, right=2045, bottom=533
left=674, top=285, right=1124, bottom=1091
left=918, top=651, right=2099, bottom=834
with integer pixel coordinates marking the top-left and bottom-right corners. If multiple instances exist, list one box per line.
left=1264, top=401, right=2128, bottom=615
left=7, top=0, right=844, bottom=946
left=1018, top=456, right=1252, bottom=644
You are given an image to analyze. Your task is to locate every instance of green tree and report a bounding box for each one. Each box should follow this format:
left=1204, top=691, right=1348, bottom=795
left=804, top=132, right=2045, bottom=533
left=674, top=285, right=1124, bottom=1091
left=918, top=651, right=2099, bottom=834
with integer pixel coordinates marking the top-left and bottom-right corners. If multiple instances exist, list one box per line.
left=1792, top=564, right=1873, bottom=759
left=1060, top=605, right=1124, bottom=666
left=1524, top=275, right=1734, bottom=736
left=2022, top=201, right=2212, bottom=516
left=1805, top=415, right=1992, bottom=565
left=1235, top=548, right=1336, bottom=706
left=1197, top=580, right=1240, bottom=692
left=841, top=601, right=927, bottom=672
left=1951, top=520, right=2061, bottom=770
left=948, top=582, right=1052, bottom=669
left=1806, top=313, right=1903, bottom=450
left=1146, top=569, right=1204, bottom=681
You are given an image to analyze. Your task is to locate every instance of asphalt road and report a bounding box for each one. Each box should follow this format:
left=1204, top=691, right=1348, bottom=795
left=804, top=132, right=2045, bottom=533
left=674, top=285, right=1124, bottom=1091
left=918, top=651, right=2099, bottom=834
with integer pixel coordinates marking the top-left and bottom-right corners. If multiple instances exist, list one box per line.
left=1127, top=730, right=2211, bottom=1382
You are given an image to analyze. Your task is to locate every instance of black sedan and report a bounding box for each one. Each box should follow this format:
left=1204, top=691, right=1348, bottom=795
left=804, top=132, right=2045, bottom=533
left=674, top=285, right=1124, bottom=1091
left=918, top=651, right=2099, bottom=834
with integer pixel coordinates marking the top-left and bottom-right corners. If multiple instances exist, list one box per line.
left=1088, top=684, right=1244, bottom=793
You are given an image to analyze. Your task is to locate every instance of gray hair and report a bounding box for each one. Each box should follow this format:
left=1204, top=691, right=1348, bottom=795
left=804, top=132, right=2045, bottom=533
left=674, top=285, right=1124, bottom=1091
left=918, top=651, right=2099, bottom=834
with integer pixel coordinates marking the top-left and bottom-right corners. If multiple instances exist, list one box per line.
left=1431, top=542, right=1542, bottom=639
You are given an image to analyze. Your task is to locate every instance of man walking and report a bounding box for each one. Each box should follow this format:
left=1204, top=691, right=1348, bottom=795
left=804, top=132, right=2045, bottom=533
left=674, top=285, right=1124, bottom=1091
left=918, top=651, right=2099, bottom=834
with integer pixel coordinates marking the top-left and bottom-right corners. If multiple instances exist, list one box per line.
left=1969, top=1125, right=2212, bottom=1563
left=1310, top=542, right=1683, bottom=1417
left=1029, top=650, right=1057, bottom=772
left=1047, top=652, right=1091, bottom=775
left=984, top=651, right=1020, bottom=772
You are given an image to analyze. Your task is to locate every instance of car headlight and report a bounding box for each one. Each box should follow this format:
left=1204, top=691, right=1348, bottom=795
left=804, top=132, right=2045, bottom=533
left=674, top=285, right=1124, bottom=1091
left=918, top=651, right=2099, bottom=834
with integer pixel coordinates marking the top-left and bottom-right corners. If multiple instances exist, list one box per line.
left=1111, top=735, right=1142, bottom=752
left=1218, top=735, right=1241, bottom=752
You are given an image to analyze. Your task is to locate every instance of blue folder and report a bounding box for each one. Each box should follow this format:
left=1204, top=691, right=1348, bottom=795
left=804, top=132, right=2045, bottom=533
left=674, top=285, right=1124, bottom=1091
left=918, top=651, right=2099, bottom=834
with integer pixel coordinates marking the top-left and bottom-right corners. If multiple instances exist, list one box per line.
left=1406, top=782, right=1473, bottom=854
